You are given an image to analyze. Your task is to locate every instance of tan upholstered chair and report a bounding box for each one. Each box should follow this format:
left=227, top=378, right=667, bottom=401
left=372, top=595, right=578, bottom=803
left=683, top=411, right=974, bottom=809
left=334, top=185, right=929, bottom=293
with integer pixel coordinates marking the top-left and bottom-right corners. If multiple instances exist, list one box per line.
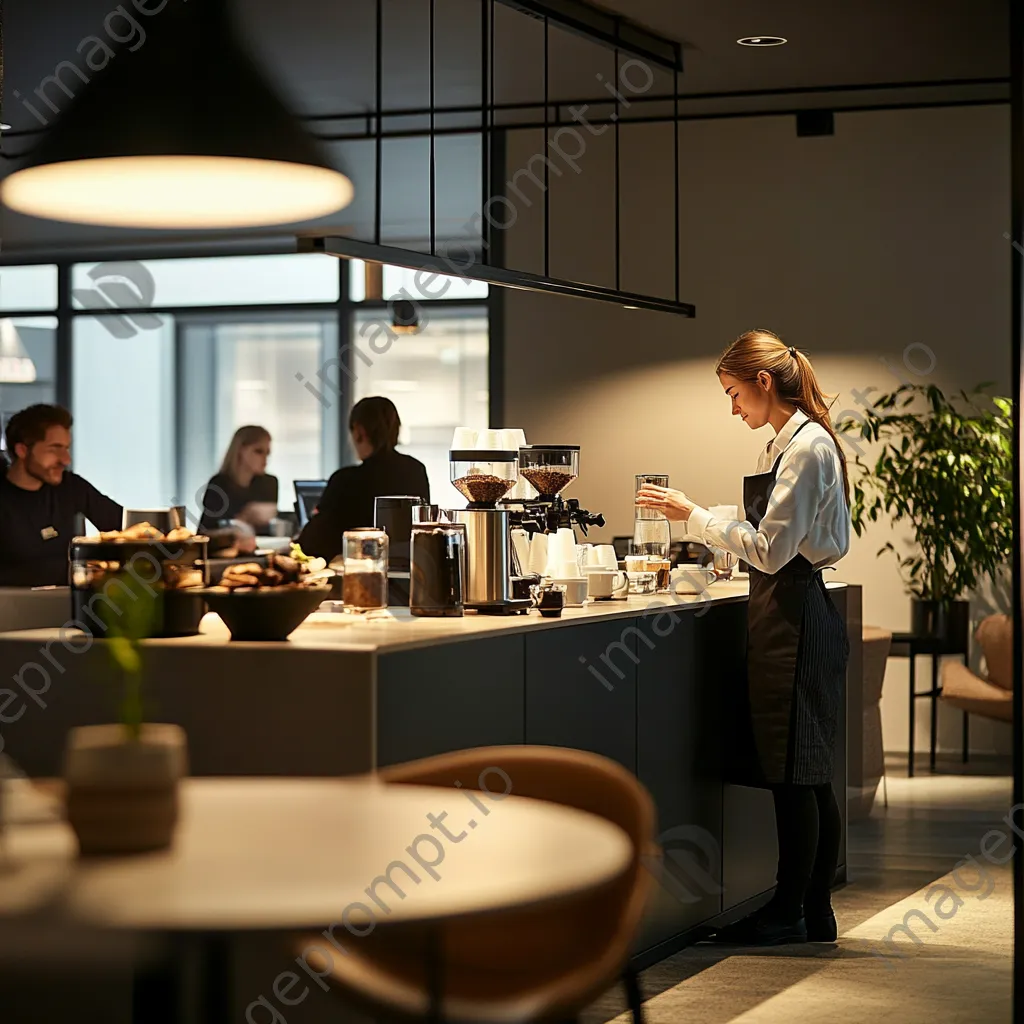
left=292, top=746, right=658, bottom=1023
left=941, top=614, right=1013, bottom=722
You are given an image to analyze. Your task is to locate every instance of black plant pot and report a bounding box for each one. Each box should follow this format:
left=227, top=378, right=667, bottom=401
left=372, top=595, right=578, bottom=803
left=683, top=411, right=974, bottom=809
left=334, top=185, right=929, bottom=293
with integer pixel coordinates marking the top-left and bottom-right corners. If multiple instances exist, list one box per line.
left=910, top=598, right=970, bottom=654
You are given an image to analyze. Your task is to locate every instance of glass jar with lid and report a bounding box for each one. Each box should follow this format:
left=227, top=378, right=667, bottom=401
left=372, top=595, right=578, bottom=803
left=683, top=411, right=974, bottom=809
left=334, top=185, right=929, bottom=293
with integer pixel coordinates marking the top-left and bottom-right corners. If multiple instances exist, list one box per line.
left=342, top=528, right=388, bottom=611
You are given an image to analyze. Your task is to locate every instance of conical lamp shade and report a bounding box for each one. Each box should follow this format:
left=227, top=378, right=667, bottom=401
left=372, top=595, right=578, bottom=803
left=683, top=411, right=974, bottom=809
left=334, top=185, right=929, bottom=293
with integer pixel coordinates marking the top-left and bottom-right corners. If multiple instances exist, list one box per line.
left=0, top=0, right=353, bottom=228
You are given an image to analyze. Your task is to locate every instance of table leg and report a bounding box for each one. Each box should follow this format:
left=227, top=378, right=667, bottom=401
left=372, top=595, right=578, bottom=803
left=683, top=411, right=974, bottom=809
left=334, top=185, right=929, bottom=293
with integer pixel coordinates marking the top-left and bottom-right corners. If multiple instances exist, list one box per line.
left=426, top=925, right=444, bottom=1024
left=198, top=933, right=232, bottom=1024
left=907, top=655, right=915, bottom=778
left=929, top=654, right=938, bottom=773
left=131, top=938, right=180, bottom=1024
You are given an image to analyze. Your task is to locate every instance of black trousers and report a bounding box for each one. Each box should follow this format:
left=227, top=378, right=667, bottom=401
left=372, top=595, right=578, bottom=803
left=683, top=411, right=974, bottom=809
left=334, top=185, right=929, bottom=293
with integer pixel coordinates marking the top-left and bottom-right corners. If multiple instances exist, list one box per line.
left=767, top=782, right=842, bottom=919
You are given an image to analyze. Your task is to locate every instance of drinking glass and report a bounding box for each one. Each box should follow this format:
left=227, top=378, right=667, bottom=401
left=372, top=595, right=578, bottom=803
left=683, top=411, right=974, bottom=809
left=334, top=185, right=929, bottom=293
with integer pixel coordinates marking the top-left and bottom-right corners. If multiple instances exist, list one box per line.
left=711, top=547, right=738, bottom=581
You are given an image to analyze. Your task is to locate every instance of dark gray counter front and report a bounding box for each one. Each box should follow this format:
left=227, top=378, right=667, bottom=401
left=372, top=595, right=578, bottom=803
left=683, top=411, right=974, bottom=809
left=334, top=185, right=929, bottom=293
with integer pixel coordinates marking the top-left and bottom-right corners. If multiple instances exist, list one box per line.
left=0, top=583, right=858, bottom=964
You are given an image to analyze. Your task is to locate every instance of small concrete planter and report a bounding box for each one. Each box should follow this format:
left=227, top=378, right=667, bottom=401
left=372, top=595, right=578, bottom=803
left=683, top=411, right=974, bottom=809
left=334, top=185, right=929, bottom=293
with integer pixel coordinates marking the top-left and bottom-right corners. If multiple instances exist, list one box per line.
left=64, top=723, right=188, bottom=856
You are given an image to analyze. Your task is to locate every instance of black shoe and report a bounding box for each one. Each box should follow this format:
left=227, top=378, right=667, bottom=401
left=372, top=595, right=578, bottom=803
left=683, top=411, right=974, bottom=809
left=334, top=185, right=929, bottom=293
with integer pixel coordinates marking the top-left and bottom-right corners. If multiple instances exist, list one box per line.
left=805, top=911, right=838, bottom=942
left=710, top=913, right=807, bottom=946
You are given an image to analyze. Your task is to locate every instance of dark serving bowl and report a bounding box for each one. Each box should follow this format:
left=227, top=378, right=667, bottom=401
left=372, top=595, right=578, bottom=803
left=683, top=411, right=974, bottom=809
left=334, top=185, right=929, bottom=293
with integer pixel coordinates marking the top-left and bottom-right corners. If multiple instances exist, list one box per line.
left=197, top=585, right=331, bottom=641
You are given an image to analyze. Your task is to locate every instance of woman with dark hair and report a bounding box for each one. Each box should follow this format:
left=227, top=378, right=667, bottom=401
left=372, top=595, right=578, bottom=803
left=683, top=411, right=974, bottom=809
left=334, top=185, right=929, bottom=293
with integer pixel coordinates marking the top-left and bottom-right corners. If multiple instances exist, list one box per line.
left=637, top=329, right=851, bottom=946
left=297, top=396, right=429, bottom=561
left=199, top=425, right=278, bottom=534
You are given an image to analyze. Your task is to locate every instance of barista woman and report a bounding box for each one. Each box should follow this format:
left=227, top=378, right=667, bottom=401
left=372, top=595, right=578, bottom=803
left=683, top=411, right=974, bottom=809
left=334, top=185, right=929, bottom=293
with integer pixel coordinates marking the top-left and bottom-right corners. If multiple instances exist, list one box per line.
left=637, top=329, right=850, bottom=946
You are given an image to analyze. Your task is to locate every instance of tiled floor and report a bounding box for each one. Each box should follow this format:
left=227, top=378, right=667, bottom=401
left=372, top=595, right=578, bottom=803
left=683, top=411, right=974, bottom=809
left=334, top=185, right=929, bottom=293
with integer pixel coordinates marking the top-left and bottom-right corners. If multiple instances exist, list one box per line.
left=586, top=758, right=1015, bottom=1024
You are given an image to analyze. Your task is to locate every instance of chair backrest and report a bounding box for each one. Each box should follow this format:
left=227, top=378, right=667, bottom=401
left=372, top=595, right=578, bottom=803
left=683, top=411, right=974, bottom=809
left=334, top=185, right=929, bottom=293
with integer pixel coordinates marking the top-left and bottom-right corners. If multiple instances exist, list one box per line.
left=377, top=746, right=657, bottom=989
left=976, top=614, right=1013, bottom=691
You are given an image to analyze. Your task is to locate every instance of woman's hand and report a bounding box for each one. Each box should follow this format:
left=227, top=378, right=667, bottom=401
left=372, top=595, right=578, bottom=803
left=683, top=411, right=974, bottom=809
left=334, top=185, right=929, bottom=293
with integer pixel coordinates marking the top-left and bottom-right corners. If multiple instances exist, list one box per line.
left=635, top=485, right=696, bottom=522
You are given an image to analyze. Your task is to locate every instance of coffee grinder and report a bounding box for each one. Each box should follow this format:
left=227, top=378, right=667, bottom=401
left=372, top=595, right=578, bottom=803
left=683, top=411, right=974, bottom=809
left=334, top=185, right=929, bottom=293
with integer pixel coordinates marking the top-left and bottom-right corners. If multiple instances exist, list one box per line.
left=448, top=449, right=532, bottom=614
left=508, top=444, right=606, bottom=539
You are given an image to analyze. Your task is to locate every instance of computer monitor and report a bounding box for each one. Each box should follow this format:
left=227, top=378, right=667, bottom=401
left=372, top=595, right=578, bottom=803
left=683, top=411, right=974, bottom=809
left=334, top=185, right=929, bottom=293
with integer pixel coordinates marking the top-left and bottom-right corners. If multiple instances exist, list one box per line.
left=294, top=479, right=327, bottom=527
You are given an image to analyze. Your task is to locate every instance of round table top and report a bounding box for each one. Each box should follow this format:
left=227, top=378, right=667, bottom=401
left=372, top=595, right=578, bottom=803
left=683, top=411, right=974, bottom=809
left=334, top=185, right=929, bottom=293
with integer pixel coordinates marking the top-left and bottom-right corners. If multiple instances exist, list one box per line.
left=1, top=777, right=632, bottom=932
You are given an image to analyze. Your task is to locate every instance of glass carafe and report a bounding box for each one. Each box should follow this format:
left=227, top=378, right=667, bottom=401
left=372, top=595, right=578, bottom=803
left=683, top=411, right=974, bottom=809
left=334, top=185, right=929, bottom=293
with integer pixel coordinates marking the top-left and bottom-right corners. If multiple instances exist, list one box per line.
left=635, top=474, right=669, bottom=520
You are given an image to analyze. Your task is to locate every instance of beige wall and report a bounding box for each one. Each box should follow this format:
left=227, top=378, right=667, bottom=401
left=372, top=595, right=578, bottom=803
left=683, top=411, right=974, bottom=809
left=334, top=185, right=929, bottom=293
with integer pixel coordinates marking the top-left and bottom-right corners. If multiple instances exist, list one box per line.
left=502, top=104, right=1012, bottom=756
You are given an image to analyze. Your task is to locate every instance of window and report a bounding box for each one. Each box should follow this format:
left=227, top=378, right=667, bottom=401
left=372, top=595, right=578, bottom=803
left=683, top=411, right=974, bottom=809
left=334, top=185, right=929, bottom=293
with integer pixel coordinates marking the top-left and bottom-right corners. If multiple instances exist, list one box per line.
left=0, top=265, right=58, bottom=311
left=71, top=315, right=176, bottom=509
left=0, top=316, right=58, bottom=453
left=72, top=254, right=340, bottom=309
left=351, top=307, right=489, bottom=502
left=348, top=259, right=488, bottom=302
left=179, top=316, right=340, bottom=517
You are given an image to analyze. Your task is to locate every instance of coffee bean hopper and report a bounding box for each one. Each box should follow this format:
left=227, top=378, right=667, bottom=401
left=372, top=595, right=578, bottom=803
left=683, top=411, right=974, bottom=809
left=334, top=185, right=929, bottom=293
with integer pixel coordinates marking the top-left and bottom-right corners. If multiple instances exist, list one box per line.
left=510, top=444, right=605, bottom=538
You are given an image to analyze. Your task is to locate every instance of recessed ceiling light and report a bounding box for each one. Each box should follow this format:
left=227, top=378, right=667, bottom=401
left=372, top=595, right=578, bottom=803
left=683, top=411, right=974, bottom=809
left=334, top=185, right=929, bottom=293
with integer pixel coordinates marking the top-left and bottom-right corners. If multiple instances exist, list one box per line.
left=0, top=124, right=11, bottom=131
left=624, top=305, right=639, bottom=310
left=737, top=36, right=787, bottom=47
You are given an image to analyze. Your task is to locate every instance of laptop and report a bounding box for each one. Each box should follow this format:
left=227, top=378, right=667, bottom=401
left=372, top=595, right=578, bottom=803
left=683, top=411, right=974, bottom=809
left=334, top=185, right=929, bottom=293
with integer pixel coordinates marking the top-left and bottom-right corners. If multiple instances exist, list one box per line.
left=294, top=479, right=327, bottom=527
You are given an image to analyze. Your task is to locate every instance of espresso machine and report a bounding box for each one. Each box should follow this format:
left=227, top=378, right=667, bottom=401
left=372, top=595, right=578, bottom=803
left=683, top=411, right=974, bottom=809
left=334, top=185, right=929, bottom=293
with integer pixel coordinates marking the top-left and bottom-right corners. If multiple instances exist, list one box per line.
left=504, top=444, right=606, bottom=539
left=447, top=450, right=533, bottom=614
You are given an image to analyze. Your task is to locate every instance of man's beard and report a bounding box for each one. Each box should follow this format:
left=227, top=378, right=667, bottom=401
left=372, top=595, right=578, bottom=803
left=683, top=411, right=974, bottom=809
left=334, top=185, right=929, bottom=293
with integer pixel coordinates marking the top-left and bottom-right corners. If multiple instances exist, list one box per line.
left=24, top=455, right=63, bottom=486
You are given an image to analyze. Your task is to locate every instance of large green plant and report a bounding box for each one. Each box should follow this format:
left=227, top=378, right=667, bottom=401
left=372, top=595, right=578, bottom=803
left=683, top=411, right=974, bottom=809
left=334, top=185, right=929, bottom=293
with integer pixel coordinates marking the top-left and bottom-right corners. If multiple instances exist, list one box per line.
left=837, top=383, right=1012, bottom=601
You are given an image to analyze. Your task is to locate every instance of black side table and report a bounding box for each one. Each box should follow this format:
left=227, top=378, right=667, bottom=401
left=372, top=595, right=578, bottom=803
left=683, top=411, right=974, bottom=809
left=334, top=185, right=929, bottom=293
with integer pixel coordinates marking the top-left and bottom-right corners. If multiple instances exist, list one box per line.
left=888, top=633, right=969, bottom=776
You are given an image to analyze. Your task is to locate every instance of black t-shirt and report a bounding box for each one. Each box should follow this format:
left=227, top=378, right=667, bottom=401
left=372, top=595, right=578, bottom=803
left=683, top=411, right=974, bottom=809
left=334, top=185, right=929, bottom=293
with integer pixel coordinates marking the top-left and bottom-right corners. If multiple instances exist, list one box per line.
left=0, top=471, right=123, bottom=587
left=297, top=449, right=430, bottom=562
left=198, top=473, right=279, bottom=532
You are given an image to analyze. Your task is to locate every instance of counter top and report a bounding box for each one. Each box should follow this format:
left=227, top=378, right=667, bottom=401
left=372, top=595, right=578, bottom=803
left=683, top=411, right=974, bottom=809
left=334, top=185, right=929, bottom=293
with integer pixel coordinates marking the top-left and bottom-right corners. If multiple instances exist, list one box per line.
left=0, top=580, right=846, bottom=656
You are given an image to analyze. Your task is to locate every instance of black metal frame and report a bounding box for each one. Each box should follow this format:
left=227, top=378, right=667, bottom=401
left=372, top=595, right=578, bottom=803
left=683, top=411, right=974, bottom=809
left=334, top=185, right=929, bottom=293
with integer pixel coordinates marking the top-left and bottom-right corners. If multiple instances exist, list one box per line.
left=298, top=0, right=694, bottom=318
left=301, top=236, right=695, bottom=317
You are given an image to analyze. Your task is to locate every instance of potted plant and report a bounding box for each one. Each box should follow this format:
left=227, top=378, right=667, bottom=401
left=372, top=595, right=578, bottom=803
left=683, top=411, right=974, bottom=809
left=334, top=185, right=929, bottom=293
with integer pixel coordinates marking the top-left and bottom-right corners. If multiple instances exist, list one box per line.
left=64, top=573, right=188, bottom=855
left=838, top=383, right=1012, bottom=650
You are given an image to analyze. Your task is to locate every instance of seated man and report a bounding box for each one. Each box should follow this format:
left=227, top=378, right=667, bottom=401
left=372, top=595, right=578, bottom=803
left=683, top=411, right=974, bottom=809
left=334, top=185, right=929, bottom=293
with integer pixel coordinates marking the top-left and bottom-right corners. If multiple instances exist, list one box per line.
left=0, top=404, right=122, bottom=586
left=298, top=396, right=429, bottom=562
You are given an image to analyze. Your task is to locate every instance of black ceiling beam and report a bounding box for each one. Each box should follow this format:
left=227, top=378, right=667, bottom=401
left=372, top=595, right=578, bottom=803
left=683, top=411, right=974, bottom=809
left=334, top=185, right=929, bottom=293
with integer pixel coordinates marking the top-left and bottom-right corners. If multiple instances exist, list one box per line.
left=496, top=0, right=681, bottom=71
left=299, top=236, right=696, bottom=317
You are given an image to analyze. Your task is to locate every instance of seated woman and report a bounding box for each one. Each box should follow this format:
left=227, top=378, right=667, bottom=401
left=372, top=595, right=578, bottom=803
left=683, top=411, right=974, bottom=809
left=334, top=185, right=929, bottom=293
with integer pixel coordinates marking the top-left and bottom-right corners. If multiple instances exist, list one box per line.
left=298, top=397, right=430, bottom=562
left=199, top=425, right=279, bottom=535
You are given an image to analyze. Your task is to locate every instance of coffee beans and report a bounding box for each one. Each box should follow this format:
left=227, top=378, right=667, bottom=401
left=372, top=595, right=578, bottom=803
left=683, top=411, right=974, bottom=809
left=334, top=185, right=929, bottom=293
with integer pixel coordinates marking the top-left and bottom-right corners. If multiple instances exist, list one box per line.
left=453, top=474, right=516, bottom=504
left=343, top=570, right=387, bottom=610
left=521, top=467, right=576, bottom=496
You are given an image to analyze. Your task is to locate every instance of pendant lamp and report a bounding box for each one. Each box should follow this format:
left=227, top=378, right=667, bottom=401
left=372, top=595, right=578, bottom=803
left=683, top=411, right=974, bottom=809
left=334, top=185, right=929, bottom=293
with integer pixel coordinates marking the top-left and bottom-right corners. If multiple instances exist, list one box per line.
left=0, top=0, right=353, bottom=228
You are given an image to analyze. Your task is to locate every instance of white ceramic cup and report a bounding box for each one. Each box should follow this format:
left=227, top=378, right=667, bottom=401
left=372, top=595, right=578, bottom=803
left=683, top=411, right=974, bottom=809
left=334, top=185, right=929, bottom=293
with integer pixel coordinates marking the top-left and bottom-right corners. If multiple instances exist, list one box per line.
left=552, top=577, right=588, bottom=606
left=555, top=559, right=581, bottom=580
left=595, top=544, right=618, bottom=569
left=586, top=569, right=629, bottom=599
left=671, top=566, right=716, bottom=594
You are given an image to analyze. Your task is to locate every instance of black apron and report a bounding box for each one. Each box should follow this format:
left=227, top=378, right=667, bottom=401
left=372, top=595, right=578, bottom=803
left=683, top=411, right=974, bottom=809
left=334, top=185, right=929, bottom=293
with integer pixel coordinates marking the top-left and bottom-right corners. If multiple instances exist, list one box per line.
left=730, top=422, right=849, bottom=788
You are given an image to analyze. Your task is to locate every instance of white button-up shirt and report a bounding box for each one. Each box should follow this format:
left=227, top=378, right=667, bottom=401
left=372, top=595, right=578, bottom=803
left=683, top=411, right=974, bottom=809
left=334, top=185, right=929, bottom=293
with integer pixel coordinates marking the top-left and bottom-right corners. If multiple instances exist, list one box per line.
left=687, top=409, right=851, bottom=574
